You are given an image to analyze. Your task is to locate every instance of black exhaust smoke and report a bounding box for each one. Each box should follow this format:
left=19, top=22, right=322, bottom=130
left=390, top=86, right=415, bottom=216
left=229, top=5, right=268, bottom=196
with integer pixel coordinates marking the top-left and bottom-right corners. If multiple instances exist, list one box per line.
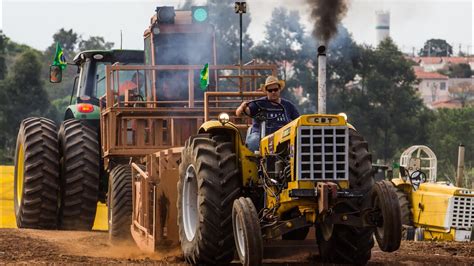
left=306, top=0, right=348, bottom=43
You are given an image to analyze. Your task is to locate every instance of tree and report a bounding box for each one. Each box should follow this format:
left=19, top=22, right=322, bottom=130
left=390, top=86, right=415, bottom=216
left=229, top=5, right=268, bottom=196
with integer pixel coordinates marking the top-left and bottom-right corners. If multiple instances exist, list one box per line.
left=252, top=7, right=305, bottom=82
left=78, top=36, right=114, bottom=51
left=338, top=38, right=431, bottom=161
left=448, top=82, right=474, bottom=107
left=290, top=25, right=361, bottom=114
left=419, top=39, right=453, bottom=57
left=42, top=29, right=79, bottom=101
left=427, top=108, right=474, bottom=181
left=0, top=31, right=7, bottom=80
left=449, top=63, right=472, bottom=78
left=45, top=28, right=78, bottom=58
left=0, top=50, right=51, bottom=162
left=208, top=0, right=254, bottom=65
left=179, top=0, right=194, bottom=9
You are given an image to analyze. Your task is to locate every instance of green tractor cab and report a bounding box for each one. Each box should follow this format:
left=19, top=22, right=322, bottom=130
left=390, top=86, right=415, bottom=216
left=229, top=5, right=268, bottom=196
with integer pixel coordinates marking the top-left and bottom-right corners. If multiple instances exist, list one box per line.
left=14, top=49, right=144, bottom=231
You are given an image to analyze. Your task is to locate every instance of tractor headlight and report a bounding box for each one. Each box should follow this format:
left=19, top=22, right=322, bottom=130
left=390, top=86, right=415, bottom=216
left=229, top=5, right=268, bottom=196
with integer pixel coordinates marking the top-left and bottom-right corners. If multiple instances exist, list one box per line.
left=338, top=112, right=348, bottom=122
left=455, top=189, right=474, bottom=195
left=218, top=113, right=230, bottom=125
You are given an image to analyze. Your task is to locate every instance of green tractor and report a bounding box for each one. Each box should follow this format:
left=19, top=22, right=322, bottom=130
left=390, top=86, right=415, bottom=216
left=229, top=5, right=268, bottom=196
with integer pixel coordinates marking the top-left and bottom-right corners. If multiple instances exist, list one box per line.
left=13, top=50, right=143, bottom=231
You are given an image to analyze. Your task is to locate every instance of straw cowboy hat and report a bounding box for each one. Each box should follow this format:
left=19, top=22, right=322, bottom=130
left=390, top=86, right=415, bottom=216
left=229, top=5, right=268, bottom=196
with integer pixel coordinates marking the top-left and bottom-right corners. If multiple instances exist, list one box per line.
left=261, top=75, right=285, bottom=91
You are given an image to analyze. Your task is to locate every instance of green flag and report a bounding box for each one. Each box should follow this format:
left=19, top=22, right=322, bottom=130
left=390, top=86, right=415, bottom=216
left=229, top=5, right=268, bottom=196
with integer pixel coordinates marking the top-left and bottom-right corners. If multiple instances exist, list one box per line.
left=200, top=63, right=209, bottom=91
left=52, top=42, right=67, bottom=69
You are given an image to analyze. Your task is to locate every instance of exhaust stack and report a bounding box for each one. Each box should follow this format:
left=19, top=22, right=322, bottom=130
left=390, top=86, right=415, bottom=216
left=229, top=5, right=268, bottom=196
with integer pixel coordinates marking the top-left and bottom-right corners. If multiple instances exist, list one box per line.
left=456, top=144, right=465, bottom=187
left=317, top=45, right=326, bottom=114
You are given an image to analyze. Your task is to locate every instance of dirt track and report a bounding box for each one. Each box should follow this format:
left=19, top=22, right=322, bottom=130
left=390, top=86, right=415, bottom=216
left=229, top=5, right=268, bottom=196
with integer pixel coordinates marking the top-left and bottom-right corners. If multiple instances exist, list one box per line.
left=1, top=229, right=473, bottom=265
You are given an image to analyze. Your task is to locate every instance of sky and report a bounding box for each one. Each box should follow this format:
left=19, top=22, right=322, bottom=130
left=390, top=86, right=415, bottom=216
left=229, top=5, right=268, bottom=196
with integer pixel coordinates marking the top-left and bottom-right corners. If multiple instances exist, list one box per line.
left=1, top=0, right=473, bottom=55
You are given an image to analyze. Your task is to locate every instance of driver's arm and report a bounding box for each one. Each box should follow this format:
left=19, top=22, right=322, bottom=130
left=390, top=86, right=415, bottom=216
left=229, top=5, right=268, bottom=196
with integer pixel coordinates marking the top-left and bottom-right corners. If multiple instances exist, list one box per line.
left=236, top=101, right=251, bottom=117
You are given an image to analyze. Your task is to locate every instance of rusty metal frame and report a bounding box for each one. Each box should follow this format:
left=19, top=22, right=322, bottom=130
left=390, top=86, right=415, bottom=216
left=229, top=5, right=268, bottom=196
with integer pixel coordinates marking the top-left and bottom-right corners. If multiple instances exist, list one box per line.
left=100, top=64, right=276, bottom=167
left=131, top=148, right=183, bottom=251
left=104, top=63, right=277, bottom=251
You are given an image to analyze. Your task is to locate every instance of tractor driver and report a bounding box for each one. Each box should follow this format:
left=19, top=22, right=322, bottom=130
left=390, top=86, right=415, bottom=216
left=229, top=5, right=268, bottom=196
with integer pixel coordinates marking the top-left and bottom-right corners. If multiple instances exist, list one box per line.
left=118, top=72, right=145, bottom=101
left=236, top=75, right=300, bottom=152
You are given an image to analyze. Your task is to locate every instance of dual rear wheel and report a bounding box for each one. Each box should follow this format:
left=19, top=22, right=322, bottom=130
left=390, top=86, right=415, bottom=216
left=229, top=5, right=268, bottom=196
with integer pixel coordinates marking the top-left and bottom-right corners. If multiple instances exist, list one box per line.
left=14, top=118, right=100, bottom=230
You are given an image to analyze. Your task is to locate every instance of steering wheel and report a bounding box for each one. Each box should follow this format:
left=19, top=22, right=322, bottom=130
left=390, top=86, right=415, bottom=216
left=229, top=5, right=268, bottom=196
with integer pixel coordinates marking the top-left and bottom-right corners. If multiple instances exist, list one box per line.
left=409, top=170, right=427, bottom=190
left=242, top=99, right=287, bottom=123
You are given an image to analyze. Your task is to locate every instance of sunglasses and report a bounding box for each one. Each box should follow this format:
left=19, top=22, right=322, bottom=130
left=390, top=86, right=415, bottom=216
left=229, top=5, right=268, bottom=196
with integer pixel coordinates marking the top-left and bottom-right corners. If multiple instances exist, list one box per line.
left=266, top=88, right=280, bottom=93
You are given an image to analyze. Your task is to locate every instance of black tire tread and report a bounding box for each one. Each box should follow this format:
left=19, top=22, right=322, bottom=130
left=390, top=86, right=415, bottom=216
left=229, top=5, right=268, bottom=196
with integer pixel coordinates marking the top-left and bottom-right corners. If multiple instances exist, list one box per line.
left=58, top=119, right=100, bottom=230
left=317, top=129, right=374, bottom=265
left=372, top=180, right=402, bottom=252
left=14, top=117, right=60, bottom=229
left=178, top=133, right=240, bottom=264
left=108, top=164, right=133, bottom=241
left=233, top=197, right=263, bottom=266
left=390, top=183, right=413, bottom=240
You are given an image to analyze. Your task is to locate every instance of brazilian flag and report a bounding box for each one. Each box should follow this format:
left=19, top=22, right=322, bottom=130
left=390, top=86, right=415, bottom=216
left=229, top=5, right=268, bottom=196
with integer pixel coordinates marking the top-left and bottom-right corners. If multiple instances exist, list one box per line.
left=200, top=63, right=209, bottom=91
left=52, top=42, right=67, bottom=69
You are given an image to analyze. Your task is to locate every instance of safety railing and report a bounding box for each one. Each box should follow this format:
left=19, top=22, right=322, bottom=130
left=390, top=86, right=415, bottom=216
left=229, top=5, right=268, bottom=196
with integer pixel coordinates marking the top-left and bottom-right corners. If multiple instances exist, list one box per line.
left=100, top=64, right=276, bottom=164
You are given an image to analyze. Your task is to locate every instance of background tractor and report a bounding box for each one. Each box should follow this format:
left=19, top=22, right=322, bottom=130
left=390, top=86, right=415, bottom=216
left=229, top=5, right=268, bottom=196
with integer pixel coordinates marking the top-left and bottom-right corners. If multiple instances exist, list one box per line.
left=14, top=49, right=143, bottom=231
left=390, top=145, right=474, bottom=241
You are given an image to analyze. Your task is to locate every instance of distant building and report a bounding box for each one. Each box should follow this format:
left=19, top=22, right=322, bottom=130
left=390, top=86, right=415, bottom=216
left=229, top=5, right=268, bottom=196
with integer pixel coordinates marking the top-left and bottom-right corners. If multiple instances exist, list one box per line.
left=414, top=68, right=449, bottom=108
left=431, top=99, right=463, bottom=109
left=449, top=77, right=474, bottom=88
left=375, top=11, right=390, bottom=45
left=410, top=56, right=474, bottom=73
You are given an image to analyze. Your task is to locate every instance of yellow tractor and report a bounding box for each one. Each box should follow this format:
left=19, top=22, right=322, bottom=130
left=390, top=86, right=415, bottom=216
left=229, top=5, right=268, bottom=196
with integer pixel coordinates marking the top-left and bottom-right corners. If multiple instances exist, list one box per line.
left=177, top=99, right=403, bottom=265
left=391, top=145, right=474, bottom=241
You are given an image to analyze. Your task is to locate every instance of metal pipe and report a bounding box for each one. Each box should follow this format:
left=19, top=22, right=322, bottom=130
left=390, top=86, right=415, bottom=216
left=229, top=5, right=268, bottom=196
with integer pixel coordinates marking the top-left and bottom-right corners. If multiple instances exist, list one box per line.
left=317, top=45, right=327, bottom=114
left=456, top=144, right=465, bottom=187
left=239, top=13, right=243, bottom=67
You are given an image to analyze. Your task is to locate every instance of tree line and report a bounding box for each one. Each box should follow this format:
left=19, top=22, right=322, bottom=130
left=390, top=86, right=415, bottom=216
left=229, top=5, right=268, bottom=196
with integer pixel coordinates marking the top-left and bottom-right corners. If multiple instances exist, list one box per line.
left=0, top=2, right=472, bottom=187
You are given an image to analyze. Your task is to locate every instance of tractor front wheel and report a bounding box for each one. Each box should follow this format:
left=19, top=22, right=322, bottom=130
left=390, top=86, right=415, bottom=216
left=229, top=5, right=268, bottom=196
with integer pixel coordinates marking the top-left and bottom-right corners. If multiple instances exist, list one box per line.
left=108, top=164, right=133, bottom=242
left=390, top=183, right=414, bottom=240
left=372, top=180, right=402, bottom=252
left=177, top=133, right=241, bottom=265
left=233, top=197, right=263, bottom=266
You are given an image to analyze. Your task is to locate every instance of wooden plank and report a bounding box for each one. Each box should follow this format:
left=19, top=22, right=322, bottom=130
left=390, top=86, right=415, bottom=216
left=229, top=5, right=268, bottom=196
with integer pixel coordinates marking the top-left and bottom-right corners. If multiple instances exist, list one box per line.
left=136, top=119, right=146, bottom=146
left=153, top=119, right=163, bottom=146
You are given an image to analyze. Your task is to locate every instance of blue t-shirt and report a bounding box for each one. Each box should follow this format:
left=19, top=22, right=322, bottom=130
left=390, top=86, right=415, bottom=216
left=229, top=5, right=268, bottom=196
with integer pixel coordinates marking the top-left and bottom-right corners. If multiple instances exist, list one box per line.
left=248, top=97, right=300, bottom=135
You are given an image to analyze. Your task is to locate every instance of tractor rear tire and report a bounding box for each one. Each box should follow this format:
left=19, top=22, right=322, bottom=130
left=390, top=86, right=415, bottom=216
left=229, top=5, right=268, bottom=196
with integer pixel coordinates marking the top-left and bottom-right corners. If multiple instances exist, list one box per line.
left=108, top=164, right=133, bottom=242
left=58, top=119, right=100, bottom=230
left=372, top=180, right=402, bottom=252
left=389, top=183, right=413, bottom=240
left=178, top=133, right=241, bottom=265
left=316, top=129, right=375, bottom=265
left=14, top=117, right=60, bottom=229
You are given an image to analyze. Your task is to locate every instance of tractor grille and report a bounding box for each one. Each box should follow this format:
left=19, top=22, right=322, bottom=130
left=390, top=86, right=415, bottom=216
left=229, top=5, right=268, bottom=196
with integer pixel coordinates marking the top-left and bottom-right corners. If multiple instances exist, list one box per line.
left=296, top=126, right=349, bottom=181
left=449, top=196, right=474, bottom=230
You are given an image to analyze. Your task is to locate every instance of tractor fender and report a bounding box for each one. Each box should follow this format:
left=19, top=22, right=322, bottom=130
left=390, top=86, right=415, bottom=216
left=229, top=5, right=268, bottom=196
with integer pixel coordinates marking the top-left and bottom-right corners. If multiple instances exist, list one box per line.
left=64, top=104, right=100, bottom=120
left=198, top=120, right=258, bottom=187
left=199, top=120, right=238, bottom=133
left=346, top=122, right=356, bottom=131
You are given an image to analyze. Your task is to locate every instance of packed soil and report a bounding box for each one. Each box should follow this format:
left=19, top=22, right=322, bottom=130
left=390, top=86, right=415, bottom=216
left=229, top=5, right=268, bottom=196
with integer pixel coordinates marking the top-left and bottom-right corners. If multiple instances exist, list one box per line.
left=0, top=228, right=473, bottom=265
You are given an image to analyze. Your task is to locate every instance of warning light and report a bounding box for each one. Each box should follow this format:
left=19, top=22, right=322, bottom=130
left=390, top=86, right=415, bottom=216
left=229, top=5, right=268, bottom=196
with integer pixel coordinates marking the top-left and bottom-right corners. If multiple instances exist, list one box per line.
left=77, top=103, right=94, bottom=113
left=192, top=6, right=209, bottom=23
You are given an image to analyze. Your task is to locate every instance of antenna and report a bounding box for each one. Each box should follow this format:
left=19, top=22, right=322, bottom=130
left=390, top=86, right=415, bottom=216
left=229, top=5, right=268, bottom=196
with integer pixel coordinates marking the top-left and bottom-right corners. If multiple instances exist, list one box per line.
left=120, top=30, right=123, bottom=50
